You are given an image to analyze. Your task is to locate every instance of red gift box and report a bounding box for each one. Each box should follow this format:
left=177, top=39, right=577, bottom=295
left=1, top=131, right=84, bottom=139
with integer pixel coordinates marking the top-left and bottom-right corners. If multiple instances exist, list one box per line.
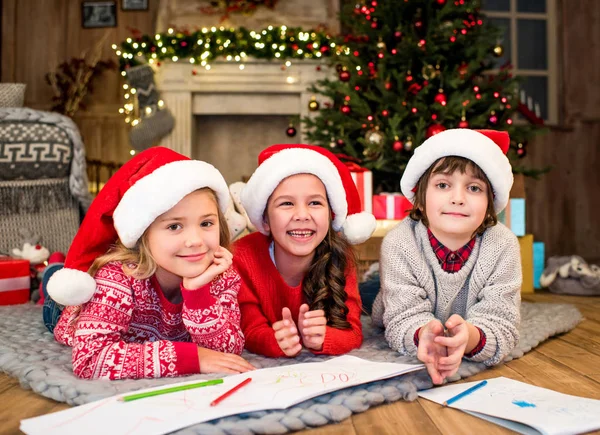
left=373, top=193, right=413, bottom=220
left=0, top=258, right=31, bottom=305
left=346, top=163, right=373, bottom=213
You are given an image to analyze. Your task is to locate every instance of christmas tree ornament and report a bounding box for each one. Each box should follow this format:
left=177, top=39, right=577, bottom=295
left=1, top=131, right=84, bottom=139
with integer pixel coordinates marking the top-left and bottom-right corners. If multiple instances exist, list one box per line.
left=393, top=136, right=404, bottom=152
left=434, top=90, right=447, bottom=105
left=377, top=39, right=386, bottom=49
left=436, top=0, right=446, bottom=4
left=329, top=137, right=336, bottom=148
left=341, top=104, right=352, bottom=114
left=516, top=142, right=527, bottom=158
left=404, top=138, right=413, bottom=151
left=308, top=96, right=320, bottom=111
left=426, top=123, right=446, bottom=138
left=365, top=128, right=384, bottom=145
left=394, top=30, right=402, bottom=39
left=285, top=124, right=297, bottom=137
left=489, top=110, right=498, bottom=125
left=421, top=64, right=440, bottom=80
left=126, top=64, right=175, bottom=151
left=385, top=81, right=393, bottom=90
left=337, top=138, right=345, bottom=147
left=493, top=44, right=504, bottom=57
left=458, top=63, right=469, bottom=79
left=458, top=117, right=469, bottom=128
left=339, top=69, right=351, bottom=82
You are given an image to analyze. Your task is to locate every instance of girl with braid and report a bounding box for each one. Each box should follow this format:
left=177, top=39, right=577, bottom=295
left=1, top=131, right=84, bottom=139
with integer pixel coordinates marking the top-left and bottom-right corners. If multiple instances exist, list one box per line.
left=233, top=144, right=377, bottom=357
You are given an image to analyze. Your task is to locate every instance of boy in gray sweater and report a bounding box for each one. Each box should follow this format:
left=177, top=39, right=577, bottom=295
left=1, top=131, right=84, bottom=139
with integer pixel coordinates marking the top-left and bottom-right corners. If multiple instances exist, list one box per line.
left=372, top=129, right=522, bottom=384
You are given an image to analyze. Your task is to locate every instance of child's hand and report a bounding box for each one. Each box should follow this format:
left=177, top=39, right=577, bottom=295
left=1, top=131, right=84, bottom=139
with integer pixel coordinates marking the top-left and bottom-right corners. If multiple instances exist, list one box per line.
left=197, top=347, right=255, bottom=374
left=297, top=304, right=327, bottom=351
left=434, top=314, right=469, bottom=378
left=272, top=307, right=302, bottom=357
left=417, top=319, right=448, bottom=385
left=183, top=246, right=233, bottom=289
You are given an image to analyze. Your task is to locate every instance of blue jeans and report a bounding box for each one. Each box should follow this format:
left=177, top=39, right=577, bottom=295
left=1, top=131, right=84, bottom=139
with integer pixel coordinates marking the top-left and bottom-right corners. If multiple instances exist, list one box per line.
left=42, top=263, right=65, bottom=333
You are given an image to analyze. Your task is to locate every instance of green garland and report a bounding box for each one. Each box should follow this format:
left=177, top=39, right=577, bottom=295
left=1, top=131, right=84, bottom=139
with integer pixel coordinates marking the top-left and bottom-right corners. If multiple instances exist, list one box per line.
left=115, top=26, right=335, bottom=71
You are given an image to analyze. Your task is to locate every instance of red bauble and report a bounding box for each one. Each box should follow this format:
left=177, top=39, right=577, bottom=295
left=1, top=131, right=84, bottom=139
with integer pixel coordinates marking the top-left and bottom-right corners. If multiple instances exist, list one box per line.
left=286, top=126, right=297, bottom=137
left=339, top=70, right=351, bottom=82
left=337, top=139, right=345, bottom=147
left=385, top=81, right=393, bottom=90
left=436, top=0, right=446, bottom=4
left=434, top=92, right=447, bottom=105
left=341, top=104, right=352, bottom=114
left=426, top=124, right=447, bottom=138
left=393, top=140, right=404, bottom=151
left=458, top=119, right=469, bottom=128
left=394, top=31, right=402, bottom=38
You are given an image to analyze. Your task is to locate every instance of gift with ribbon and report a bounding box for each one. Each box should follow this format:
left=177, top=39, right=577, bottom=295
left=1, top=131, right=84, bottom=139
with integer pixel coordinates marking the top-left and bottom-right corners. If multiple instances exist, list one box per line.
left=0, top=258, right=31, bottom=305
left=372, top=193, right=413, bottom=220
left=344, top=161, right=373, bottom=213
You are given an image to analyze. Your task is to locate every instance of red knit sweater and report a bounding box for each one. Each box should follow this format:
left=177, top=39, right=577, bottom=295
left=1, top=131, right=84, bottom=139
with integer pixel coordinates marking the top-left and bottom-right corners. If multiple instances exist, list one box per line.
left=54, top=262, right=244, bottom=380
left=233, top=232, right=363, bottom=357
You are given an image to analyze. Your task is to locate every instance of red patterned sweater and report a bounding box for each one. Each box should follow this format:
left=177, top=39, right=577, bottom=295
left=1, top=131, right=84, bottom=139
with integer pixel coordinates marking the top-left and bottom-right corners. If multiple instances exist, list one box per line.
left=233, top=232, right=363, bottom=357
left=54, top=262, right=245, bottom=380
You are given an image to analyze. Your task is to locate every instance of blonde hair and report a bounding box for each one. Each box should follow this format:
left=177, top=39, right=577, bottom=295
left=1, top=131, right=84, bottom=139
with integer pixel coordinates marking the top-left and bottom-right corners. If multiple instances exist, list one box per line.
left=409, top=156, right=498, bottom=237
left=88, top=188, right=230, bottom=278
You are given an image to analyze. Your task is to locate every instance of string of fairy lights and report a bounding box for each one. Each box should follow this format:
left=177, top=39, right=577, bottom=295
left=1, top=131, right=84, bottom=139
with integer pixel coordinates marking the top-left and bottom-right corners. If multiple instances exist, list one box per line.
left=113, top=25, right=336, bottom=127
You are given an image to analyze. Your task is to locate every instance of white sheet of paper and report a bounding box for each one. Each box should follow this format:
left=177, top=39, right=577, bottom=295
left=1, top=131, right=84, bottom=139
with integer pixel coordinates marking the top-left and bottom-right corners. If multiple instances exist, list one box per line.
left=21, top=355, right=424, bottom=435
left=418, top=377, right=600, bottom=435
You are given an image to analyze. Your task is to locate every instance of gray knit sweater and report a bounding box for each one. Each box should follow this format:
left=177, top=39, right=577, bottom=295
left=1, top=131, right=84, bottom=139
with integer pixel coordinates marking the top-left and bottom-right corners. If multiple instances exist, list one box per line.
left=371, top=218, right=522, bottom=366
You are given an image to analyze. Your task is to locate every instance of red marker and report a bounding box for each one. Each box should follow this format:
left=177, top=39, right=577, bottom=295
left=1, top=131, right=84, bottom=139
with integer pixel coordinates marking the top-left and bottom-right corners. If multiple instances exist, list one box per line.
left=210, top=378, right=252, bottom=406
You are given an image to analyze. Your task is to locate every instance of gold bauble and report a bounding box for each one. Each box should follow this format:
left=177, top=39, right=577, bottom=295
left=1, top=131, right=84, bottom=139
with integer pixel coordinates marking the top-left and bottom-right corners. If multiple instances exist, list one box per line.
left=493, top=44, right=504, bottom=57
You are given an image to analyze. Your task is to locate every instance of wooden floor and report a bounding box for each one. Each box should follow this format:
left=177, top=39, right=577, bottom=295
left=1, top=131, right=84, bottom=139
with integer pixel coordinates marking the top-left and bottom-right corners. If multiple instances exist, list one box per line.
left=1, top=292, right=599, bottom=435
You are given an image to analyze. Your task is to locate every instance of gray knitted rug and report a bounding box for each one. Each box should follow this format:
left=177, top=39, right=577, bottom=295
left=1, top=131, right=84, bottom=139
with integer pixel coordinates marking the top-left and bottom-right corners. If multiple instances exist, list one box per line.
left=1, top=303, right=582, bottom=434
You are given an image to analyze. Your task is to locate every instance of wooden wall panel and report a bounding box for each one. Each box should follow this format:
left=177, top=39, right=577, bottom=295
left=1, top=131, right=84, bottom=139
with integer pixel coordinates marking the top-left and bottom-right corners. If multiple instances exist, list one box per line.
left=1, top=0, right=159, bottom=163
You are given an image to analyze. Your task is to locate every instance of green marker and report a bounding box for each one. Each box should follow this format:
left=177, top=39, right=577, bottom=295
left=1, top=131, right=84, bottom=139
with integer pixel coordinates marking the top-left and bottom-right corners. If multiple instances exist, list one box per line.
left=119, top=379, right=224, bottom=402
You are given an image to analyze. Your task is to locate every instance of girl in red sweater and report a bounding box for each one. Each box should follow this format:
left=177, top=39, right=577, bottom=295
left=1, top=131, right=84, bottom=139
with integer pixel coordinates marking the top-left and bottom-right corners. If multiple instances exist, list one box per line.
left=46, top=147, right=254, bottom=380
left=233, top=144, right=377, bottom=357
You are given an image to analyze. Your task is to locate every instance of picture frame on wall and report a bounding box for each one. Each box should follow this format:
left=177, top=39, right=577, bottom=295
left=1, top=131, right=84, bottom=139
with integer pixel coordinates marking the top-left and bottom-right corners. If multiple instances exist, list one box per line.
left=81, top=1, right=117, bottom=28
left=121, top=0, right=149, bottom=11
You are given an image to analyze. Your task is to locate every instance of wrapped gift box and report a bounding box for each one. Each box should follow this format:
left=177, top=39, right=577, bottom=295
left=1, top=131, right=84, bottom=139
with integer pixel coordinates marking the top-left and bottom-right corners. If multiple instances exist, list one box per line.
left=0, top=258, right=31, bottom=305
left=518, top=234, right=534, bottom=294
left=533, top=242, right=545, bottom=289
left=372, top=193, right=412, bottom=220
left=498, top=198, right=526, bottom=236
left=348, top=165, right=373, bottom=213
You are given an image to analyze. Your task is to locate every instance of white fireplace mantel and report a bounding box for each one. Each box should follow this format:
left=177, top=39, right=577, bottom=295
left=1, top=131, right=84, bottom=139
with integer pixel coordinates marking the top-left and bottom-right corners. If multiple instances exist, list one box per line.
left=155, top=60, right=330, bottom=157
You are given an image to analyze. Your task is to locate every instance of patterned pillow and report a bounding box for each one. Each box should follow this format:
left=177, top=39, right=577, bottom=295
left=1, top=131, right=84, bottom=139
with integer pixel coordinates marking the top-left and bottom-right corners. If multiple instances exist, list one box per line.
left=0, top=122, right=72, bottom=181
left=0, top=83, right=26, bottom=107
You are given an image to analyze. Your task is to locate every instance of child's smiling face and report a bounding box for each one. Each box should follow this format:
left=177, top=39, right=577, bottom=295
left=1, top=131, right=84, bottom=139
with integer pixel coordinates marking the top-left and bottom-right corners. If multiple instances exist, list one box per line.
left=264, top=173, right=331, bottom=263
left=425, top=163, right=489, bottom=249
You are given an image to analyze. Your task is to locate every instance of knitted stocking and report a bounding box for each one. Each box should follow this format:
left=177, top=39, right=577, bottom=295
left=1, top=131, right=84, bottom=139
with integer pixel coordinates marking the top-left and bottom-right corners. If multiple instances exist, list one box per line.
left=126, top=64, right=174, bottom=151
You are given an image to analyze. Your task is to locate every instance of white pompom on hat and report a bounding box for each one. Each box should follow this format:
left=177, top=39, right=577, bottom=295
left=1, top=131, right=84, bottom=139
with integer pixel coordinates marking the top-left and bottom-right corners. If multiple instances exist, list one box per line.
left=241, top=144, right=376, bottom=245
left=47, top=147, right=230, bottom=306
left=400, top=129, right=513, bottom=213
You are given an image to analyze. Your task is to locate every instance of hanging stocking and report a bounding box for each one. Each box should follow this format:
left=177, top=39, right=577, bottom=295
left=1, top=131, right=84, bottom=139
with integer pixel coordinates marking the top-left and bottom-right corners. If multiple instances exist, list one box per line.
left=126, top=64, right=175, bottom=151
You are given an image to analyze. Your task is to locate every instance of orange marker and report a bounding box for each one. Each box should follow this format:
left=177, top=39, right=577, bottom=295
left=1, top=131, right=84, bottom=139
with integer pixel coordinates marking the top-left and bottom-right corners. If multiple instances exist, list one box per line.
left=210, top=378, right=252, bottom=406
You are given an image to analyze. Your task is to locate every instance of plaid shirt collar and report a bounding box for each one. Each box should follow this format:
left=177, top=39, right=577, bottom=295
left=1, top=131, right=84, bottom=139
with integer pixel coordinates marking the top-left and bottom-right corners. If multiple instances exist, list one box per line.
left=427, top=229, right=476, bottom=273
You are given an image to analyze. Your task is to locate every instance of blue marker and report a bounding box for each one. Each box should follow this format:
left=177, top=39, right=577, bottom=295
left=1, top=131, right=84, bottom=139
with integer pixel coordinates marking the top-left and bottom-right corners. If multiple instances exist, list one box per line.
left=443, top=380, right=488, bottom=407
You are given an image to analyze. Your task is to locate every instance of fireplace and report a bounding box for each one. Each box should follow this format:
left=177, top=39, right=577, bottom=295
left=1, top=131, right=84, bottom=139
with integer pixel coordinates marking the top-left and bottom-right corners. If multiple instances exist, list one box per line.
left=155, top=60, right=328, bottom=182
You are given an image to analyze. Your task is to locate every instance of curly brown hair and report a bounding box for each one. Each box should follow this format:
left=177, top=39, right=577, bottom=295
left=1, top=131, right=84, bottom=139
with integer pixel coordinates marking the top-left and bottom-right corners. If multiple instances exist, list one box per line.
left=301, top=224, right=357, bottom=330
left=408, top=156, right=498, bottom=237
left=88, top=188, right=231, bottom=278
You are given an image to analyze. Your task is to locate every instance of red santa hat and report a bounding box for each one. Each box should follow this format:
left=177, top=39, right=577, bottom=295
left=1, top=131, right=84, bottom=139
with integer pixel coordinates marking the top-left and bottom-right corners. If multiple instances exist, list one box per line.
left=400, top=129, right=513, bottom=213
left=47, top=147, right=230, bottom=306
left=241, top=144, right=376, bottom=245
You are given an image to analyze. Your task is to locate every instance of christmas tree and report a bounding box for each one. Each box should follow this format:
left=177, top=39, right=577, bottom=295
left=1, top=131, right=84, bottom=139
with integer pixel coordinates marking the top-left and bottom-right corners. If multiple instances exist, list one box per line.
left=303, top=0, right=543, bottom=192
